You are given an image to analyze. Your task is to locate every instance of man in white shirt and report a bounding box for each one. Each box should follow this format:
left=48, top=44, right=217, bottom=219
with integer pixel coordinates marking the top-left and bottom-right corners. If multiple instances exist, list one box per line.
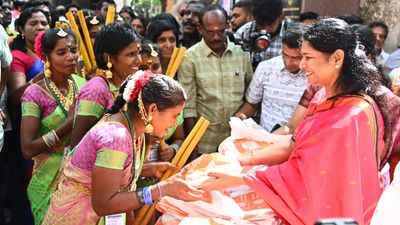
left=369, top=21, right=389, bottom=65
left=235, top=23, right=309, bottom=132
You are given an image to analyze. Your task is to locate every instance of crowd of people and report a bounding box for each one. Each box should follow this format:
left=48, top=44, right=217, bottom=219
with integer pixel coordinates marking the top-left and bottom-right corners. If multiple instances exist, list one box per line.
left=0, top=0, right=400, bottom=224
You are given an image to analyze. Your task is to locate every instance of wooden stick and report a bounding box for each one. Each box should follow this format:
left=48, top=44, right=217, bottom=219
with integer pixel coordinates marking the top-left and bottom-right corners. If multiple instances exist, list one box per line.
left=105, top=5, right=115, bottom=25
left=138, top=118, right=210, bottom=225
left=77, top=10, right=97, bottom=68
left=133, top=117, right=207, bottom=224
left=165, top=47, right=179, bottom=76
left=65, top=12, right=92, bottom=71
left=167, top=47, right=186, bottom=78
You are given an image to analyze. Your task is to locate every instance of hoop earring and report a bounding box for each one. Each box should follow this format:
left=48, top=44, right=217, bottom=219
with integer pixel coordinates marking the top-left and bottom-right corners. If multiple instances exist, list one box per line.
left=44, top=58, right=52, bottom=78
left=105, top=56, right=113, bottom=79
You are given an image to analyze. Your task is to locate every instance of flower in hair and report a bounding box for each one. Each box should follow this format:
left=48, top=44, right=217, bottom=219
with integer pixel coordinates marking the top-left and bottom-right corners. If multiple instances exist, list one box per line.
left=123, top=70, right=153, bottom=103
left=34, top=31, right=45, bottom=60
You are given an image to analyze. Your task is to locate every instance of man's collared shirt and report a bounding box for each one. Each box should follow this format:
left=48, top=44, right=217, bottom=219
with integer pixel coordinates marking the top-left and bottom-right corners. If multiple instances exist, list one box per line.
left=235, top=19, right=293, bottom=64
left=246, top=56, right=307, bottom=132
left=178, top=38, right=253, bottom=153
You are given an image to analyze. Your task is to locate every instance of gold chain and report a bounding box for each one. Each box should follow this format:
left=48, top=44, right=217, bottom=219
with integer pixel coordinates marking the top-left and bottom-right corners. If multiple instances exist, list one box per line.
left=48, top=79, right=75, bottom=110
left=130, top=133, right=143, bottom=191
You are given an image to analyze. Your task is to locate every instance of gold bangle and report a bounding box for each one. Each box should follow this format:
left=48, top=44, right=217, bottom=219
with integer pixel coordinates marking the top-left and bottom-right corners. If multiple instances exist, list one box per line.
left=42, top=135, right=51, bottom=148
left=51, top=130, right=61, bottom=143
left=251, top=151, right=255, bottom=166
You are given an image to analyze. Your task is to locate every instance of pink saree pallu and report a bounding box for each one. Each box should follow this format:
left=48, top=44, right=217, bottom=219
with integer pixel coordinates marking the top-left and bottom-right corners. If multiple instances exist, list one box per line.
left=42, top=161, right=133, bottom=225
left=245, top=93, right=386, bottom=225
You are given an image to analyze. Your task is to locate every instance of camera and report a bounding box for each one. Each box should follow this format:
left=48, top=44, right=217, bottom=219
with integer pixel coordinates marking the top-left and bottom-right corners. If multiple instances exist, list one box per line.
left=236, top=22, right=271, bottom=53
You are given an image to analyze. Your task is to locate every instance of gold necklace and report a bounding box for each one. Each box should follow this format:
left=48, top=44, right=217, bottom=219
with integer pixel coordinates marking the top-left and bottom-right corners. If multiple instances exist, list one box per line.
left=48, top=79, right=75, bottom=110
left=130, top=133, right=143, bottom=191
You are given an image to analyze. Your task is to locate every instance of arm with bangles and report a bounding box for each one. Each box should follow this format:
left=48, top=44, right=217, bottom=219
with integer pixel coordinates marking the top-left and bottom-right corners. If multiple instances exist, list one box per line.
left=200, top=138, right=295, bottom=191
left=91, top=165, right=204, bottom=217
left=238, top=137, right=295, bottom=166
left=21, top=94, right=75, bottom=159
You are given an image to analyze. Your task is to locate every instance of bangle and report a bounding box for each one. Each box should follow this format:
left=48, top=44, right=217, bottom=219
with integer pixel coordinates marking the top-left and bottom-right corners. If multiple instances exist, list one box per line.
left=170, top=143, right=180, bottom=152
left=143, top=186, right=153, bottom=206
left=51, top=130, right=61, bottom=143
left=42, top=130, right=61, bottom=149
left=156, top=183, right=163, bottom=199
left=135, top=188, right=145, bottom=205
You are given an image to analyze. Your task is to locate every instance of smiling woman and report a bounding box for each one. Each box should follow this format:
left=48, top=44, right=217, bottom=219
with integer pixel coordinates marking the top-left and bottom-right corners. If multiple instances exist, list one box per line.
left=70, top=23, right=142, bottom=149
left=20, top=28, right=87, bottom=225
left=146, top=19, right=179, bottom=74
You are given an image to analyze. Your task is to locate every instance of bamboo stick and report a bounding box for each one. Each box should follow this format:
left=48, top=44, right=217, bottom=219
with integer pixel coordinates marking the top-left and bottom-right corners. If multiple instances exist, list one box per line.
left=167, top=47, right=186, bottom=78
left=133, top=117, right=207, bottom=225
left=77, top=10, right=97, bottom=68
left=65, top=12, right=92, bottom=71
left=105, top=5, right=116, bottom=25
left=138, top=118, right=210, bottom=225
left=165, top=47, right=179, bottom=76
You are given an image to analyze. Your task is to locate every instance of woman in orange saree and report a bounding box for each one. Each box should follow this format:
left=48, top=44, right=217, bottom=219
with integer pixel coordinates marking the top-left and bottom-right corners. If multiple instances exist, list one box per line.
left=201, top=18, right=393, bottom=225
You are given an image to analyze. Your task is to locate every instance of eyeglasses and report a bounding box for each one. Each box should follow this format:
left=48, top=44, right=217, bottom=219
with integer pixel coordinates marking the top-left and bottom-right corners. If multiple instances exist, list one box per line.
left=201, top=27, right=227, bottom=37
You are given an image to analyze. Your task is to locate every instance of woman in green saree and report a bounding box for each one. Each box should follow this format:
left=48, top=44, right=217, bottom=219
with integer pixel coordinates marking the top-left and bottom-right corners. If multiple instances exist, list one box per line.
left=20, top=28, right=86, bottom=225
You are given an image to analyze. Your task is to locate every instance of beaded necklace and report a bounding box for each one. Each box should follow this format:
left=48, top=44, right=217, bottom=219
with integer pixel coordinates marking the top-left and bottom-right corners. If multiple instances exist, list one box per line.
left=123, top=111, right=146, bottom=191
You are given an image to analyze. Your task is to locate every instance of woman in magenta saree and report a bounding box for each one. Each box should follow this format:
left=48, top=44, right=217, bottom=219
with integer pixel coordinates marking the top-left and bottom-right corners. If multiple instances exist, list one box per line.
left=201, top=18, right=393, bottom=225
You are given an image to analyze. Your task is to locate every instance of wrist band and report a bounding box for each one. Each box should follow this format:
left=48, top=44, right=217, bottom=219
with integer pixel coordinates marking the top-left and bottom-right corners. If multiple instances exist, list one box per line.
left=170, top=143, right=180, bottom=152
left=143, top=186, right=153, bottom=206
left=135, top=188, right=145, bottom=205
left=156, top=183, right=163, bottom=198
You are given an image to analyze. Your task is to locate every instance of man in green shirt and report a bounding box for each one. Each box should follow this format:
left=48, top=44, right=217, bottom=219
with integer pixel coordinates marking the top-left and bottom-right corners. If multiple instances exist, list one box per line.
left=178, top=4, right=253, bottom=155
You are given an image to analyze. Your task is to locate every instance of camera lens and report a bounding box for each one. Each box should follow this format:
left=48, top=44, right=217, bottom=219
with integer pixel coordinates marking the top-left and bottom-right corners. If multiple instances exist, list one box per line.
left=254, top=35, right=270, bottom=52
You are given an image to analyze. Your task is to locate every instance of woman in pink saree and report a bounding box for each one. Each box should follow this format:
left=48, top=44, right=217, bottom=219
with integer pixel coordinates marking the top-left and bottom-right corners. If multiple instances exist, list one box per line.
left=202, top=18, right=393, bottom=225
left=42, top=72, right=204, bottom=225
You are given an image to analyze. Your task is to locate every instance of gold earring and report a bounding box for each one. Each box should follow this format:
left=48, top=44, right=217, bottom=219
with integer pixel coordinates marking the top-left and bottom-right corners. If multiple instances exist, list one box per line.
left=44, top=59, right=52, bottom=78
left=145, top=114, right=154, bottom=134
left=105, top=57, right=113, bottom=79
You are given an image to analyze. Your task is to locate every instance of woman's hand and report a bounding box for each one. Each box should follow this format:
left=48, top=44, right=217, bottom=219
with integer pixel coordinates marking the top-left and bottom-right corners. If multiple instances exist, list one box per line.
left=141, top=162, right=177, bottom=178
left=158, top=145, right=176, bottom=162
left=159, top=176, right=204, bottom=201
left=237, top=153, right=253, bottom=166
left=199, top=170, right=244, bottom=191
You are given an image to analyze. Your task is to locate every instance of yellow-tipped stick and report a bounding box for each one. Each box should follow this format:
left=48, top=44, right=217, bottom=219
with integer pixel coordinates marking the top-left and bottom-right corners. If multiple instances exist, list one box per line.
left=138, top=118, right=210, bottom=225
left=166, top=47, right=186, bottom=78
left=133, top=117, right=208, bottom=225
left=66, top=12, right=92, bottom=71
left=105, top=5, right=116, bottom=25
left=165, top=47, right=179, bottom=76
left=77, top=10, right=97, bottom=68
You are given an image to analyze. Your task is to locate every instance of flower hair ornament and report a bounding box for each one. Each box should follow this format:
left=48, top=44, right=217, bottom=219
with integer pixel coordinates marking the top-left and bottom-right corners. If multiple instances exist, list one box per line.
left=123, top=70, right=154, bottom=134
left=34, top=31, right=45, bottom=60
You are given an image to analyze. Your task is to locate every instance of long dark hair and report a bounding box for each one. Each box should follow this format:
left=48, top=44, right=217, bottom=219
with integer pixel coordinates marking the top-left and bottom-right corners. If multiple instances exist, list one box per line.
left=94, top=23, right=141, bottom=70
left=10, top=7, right=49, bottom=52
left=108, top=74, right=186, bottom=114
left=304, top=18, right=391, bottom=146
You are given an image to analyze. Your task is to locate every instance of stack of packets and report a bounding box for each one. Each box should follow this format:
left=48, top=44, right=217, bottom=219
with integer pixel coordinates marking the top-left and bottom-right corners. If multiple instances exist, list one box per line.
left=155, top=118, right=285, bottom=225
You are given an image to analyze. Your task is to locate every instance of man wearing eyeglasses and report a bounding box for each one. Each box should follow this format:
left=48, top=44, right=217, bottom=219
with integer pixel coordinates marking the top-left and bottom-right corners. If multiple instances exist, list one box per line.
left=178, top=4, right=253, bottom=156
